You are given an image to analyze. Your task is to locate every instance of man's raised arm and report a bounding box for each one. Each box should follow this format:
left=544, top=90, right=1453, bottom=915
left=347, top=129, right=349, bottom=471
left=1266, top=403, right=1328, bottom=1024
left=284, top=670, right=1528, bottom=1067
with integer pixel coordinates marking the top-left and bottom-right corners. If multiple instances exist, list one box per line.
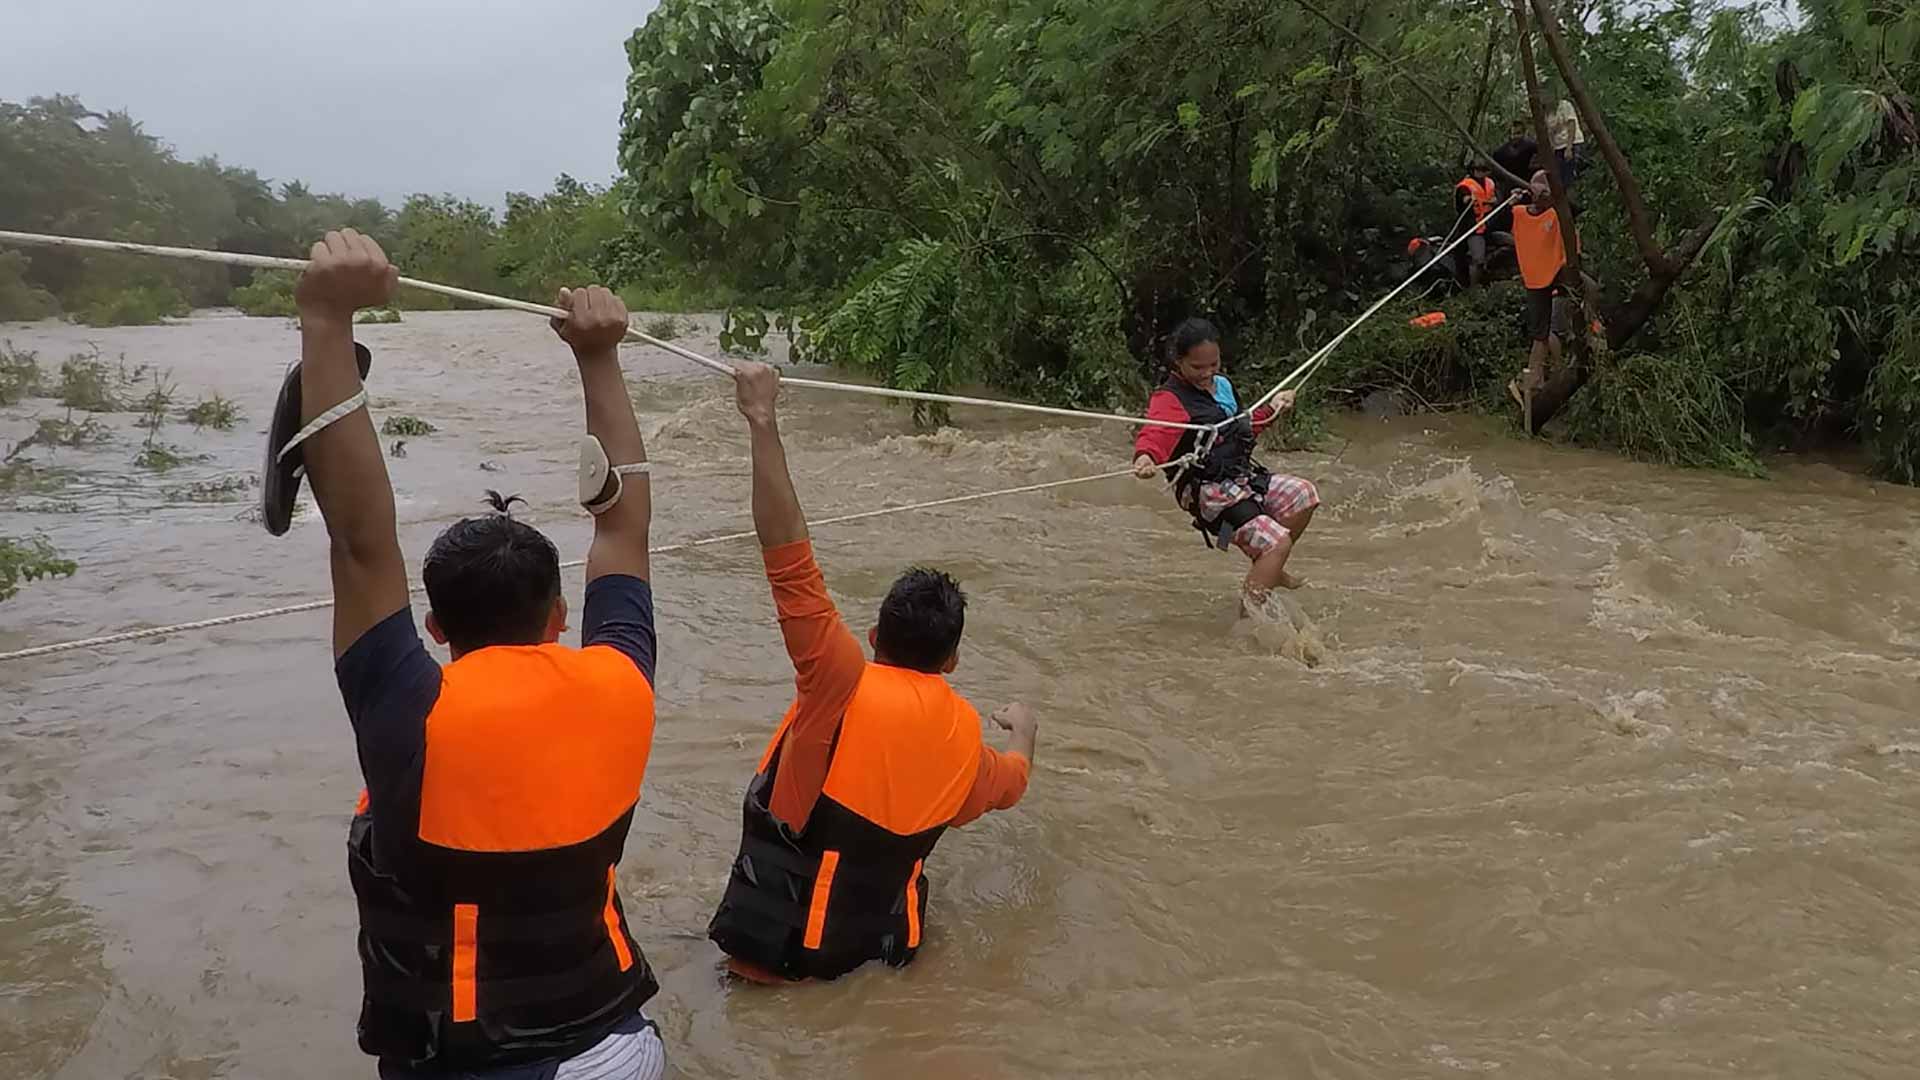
left=294, top=230, right=407, bottom=657
left=553, top=286, right=650, bottom=584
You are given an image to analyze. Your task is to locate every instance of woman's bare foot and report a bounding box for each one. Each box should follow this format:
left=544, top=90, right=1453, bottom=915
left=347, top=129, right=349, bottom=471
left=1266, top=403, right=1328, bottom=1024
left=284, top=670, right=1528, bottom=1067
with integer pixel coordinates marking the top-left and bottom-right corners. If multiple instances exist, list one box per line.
left=1275, top=569, right=1305, bottom=590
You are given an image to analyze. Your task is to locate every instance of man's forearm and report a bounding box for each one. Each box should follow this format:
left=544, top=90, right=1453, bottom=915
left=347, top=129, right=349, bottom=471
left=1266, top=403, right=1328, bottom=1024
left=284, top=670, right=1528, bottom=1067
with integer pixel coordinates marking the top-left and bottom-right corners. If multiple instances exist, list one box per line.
left=580, top=349, right=645, bottom=464
left=578, top=345, right=651, bottom=580
left=300, top=313, right=395, bottom=557
left=748, top=416, right=807, bottom=548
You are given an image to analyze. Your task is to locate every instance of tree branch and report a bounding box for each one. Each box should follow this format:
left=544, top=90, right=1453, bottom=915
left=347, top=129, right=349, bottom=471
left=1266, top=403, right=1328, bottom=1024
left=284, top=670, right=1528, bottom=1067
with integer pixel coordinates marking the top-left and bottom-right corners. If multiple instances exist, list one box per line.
left=1284, top=0, right=1530, bottom=187
left=1525, top=0, right=1670, bottom=273
left=1511, top=0, right=1588, bottom=294
left=1463, top=17, right=1502, bottom=157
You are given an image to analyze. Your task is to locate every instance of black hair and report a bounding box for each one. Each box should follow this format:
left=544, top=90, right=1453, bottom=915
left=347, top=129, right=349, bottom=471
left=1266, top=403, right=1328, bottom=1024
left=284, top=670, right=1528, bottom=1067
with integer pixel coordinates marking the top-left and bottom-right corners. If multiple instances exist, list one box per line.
left=874, top=567, right=966, bottom=673
left=421, top=490, right=561, bottom=654
left=1165, top=317, right=1221, bottom=366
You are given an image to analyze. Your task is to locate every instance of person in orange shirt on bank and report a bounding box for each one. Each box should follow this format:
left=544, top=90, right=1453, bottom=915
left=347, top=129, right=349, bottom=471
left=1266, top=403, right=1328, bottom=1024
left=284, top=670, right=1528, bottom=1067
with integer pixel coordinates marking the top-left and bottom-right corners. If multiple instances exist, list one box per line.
left=706, top=361, right=1039, bottom=982
left=1508, top=168, right=1584, bottom=415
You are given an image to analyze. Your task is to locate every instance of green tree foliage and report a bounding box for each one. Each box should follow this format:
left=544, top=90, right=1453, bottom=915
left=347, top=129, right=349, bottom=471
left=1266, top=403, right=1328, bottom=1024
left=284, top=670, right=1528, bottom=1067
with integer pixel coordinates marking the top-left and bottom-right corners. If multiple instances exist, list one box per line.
left=618, top=0, right=1920, bottom=480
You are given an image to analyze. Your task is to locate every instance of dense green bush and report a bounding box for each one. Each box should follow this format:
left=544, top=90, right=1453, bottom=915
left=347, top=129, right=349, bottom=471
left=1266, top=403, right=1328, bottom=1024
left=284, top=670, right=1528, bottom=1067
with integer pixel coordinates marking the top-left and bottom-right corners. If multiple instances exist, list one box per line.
left=0, top=252, right=59, bottom=322
left=231, top=271, right=299, bottom=317
left=68, top=283, right=189, bottom=327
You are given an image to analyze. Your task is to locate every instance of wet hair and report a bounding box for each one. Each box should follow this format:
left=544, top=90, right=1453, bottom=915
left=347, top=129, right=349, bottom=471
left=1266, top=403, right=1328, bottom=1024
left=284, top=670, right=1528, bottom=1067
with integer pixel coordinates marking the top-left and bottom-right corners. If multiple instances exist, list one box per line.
left=1165, top=317, right=1221, bottom=366
left=422, top=490, right=561, bottom=654
left=874, top=567, right=966, bottom=673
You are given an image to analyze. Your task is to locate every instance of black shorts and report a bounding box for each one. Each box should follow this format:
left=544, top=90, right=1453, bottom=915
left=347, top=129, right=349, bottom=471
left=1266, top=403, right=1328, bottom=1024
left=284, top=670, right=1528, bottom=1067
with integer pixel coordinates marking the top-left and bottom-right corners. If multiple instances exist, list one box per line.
left=1526, top=272, right=1571, bottom=342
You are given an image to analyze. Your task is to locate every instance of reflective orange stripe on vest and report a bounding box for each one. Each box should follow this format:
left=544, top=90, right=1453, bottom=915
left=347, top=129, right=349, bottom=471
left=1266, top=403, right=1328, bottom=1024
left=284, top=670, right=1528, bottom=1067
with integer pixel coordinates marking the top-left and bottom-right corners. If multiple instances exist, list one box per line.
left=603, top=866, right=634, bottom=972
left=451, top=904, right=478, bottom=1022
left=905, top=859, right=925, bottom=948
left=803, top=850, right=840, bottom=949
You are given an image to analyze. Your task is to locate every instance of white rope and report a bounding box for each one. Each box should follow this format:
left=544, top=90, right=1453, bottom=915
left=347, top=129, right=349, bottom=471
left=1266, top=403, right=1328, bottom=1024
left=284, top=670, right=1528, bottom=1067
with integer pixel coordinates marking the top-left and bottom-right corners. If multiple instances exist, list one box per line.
left=0, top=457, right=1189, bottom=663
left=0, top=230, right=1213, bottom=432
left=276, top=388, right=368, bottom=464
left=1233, top=192, right=1523, bottom=422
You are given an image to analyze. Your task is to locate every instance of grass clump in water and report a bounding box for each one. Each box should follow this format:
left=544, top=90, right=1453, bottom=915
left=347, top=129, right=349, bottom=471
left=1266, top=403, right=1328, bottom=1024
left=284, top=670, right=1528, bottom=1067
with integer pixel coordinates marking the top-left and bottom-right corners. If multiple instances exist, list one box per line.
left=640, top=314, right=684, bottom=340
left=184, top=394, right=242, bottom=430
left=131, top=367, right=195, bottom=472
left=0, top=341, right=43, bottom=404
left=58, top=349, right=148, bottom=412
left=163, top=474, right=254, bottom=503
left=381, top=415, right=437, bottom=437
left=34, top=413, right=113, bottom=448
left=356, top=307, right=404, bottom=325
left=0, top=535, right=76, bottom=601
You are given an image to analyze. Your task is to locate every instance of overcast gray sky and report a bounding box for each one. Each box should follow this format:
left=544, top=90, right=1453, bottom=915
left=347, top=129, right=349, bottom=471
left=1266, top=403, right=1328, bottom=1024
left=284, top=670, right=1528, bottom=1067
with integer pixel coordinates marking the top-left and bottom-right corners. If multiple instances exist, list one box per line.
left=1, top=0, right=660, bottom=206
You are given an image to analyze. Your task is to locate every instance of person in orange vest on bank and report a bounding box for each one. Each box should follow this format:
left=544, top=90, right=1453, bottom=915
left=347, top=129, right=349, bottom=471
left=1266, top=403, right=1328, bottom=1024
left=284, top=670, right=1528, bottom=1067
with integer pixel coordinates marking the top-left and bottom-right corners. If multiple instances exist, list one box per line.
left=275, top=231, right=667, bottom=1077
left=1507, top=169, right=1582, bottom=417
left=1454, top=161, right=1500, bottom=287
left=707, top=361, right=1039, bottom=983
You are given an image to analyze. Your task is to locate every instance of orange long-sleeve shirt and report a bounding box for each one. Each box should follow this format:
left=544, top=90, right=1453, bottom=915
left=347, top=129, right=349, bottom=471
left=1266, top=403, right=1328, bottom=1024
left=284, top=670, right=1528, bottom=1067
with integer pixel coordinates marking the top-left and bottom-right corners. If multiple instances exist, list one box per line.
left=758, top=539, right=1029, bottom=833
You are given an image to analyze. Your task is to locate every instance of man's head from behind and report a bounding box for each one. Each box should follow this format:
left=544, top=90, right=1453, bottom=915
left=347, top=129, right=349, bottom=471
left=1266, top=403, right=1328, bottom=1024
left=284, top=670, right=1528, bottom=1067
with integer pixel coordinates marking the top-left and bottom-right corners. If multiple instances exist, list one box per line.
left=423, top=491, right=566, bottom=657
left=869, top=567, right=967, bottom=674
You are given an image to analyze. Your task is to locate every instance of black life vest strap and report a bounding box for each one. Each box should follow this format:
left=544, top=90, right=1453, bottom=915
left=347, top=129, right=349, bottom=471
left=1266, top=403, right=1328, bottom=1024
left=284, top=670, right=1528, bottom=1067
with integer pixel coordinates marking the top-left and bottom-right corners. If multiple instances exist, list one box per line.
left=363, top=960, right=636, bottom=1012
left=356, top=900, right=611, bottom=945
left=739, top=835, right=926, bottom=891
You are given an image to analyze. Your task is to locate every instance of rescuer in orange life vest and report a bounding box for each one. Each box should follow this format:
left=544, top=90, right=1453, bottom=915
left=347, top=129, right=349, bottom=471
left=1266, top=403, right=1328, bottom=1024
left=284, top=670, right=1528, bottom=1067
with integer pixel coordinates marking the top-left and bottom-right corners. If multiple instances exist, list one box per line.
left=1454, top=161, right=1500, bottom=287
left=1507, top=168, right=1587, bottom=418
left=279, top=231, right=666, bottom=1077
left=706, top=361, right=1040, bottom=983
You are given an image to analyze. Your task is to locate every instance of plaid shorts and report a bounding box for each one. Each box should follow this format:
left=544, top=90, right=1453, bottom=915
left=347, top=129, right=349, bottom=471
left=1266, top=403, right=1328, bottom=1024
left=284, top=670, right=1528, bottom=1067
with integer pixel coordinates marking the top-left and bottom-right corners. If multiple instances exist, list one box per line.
left=1189, top=473, right=1321, bottom=557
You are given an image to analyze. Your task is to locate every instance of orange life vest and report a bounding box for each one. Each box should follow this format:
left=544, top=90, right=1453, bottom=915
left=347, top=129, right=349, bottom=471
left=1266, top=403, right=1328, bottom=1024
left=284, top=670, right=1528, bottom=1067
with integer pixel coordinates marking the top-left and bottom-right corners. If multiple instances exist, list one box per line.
left=1455, top=176, right=1497, bottom=234
left=1511, top=205, right=1574, bottom=289
left=350, top=644, right=657, bottom=1071
left=708, top=662, right=985, bottom=980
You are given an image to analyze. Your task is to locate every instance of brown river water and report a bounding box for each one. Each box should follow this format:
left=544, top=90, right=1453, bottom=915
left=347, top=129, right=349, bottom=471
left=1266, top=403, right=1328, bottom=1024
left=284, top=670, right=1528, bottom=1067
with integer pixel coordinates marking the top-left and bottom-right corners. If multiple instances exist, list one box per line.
left=4, top=309, right=1920, bottom=1079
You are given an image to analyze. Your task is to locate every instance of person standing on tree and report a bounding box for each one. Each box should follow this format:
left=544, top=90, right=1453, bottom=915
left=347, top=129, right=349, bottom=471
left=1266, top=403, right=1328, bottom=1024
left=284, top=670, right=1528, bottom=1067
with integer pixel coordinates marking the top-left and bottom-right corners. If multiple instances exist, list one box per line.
left=1507, top=169, right=1580, bottom=417
left=1491, top=119, right=1538, bottom=197
left=1550, top=98, right=1586, bottom=187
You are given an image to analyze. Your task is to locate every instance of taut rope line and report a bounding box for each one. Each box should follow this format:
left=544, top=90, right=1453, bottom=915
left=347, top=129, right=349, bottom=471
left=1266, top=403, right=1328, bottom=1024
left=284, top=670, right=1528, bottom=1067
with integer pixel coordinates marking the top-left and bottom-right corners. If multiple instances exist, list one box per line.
left=1237, top=192, right=1521, bottom=419
left=0, top=230, right=1214, bottom=433
left=0, top=457, right=1188, bottom=663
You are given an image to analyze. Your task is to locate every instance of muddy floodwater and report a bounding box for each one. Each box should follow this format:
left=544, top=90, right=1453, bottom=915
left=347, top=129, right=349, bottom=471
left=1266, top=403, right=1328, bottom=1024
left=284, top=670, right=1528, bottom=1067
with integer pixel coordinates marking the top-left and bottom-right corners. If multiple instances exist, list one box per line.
left=4, top=309, right=1920, bottom=1078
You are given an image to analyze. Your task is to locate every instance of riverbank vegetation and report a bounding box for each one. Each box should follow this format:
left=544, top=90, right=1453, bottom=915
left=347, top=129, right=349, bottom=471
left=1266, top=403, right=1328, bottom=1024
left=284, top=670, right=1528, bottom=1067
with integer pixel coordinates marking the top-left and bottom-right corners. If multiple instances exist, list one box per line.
left=4, top=0, right=1915, bottom=481
left=614, top=0, right=1918, bottom=479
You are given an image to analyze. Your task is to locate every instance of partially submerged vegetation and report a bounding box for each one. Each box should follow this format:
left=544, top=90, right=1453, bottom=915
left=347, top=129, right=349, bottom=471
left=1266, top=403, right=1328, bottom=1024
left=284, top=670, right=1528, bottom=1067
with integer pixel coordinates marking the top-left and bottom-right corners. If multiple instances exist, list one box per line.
left=0, top=535, right=74, bottom=601
left=183, top=393, right=241, bottom=430
left=380, top=415, right=436, bottom=437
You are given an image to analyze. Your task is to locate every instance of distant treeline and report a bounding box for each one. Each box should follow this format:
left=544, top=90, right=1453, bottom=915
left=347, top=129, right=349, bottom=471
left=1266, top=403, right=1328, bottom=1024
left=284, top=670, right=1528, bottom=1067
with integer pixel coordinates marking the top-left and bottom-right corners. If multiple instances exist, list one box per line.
left=0, top=95, right=738, bottom=327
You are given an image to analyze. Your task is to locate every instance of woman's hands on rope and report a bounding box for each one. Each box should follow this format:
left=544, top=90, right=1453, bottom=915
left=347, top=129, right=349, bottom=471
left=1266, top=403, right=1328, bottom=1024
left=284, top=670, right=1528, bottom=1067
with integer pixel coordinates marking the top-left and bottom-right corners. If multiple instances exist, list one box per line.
left=1132, top=388, right=1294, bottom=480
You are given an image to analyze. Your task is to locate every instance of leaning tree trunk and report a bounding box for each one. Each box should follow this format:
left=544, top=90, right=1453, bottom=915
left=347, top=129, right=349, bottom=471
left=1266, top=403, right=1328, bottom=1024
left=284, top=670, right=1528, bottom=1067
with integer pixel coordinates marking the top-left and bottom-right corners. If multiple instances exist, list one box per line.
left=1510, top=0, right=1736, bottom=433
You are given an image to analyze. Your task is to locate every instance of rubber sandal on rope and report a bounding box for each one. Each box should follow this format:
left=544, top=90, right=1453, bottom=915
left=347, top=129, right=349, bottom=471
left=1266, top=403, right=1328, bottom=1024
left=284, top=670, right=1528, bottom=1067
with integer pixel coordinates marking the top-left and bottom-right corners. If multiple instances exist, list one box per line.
left=262, top=342, right=373, bottom=536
